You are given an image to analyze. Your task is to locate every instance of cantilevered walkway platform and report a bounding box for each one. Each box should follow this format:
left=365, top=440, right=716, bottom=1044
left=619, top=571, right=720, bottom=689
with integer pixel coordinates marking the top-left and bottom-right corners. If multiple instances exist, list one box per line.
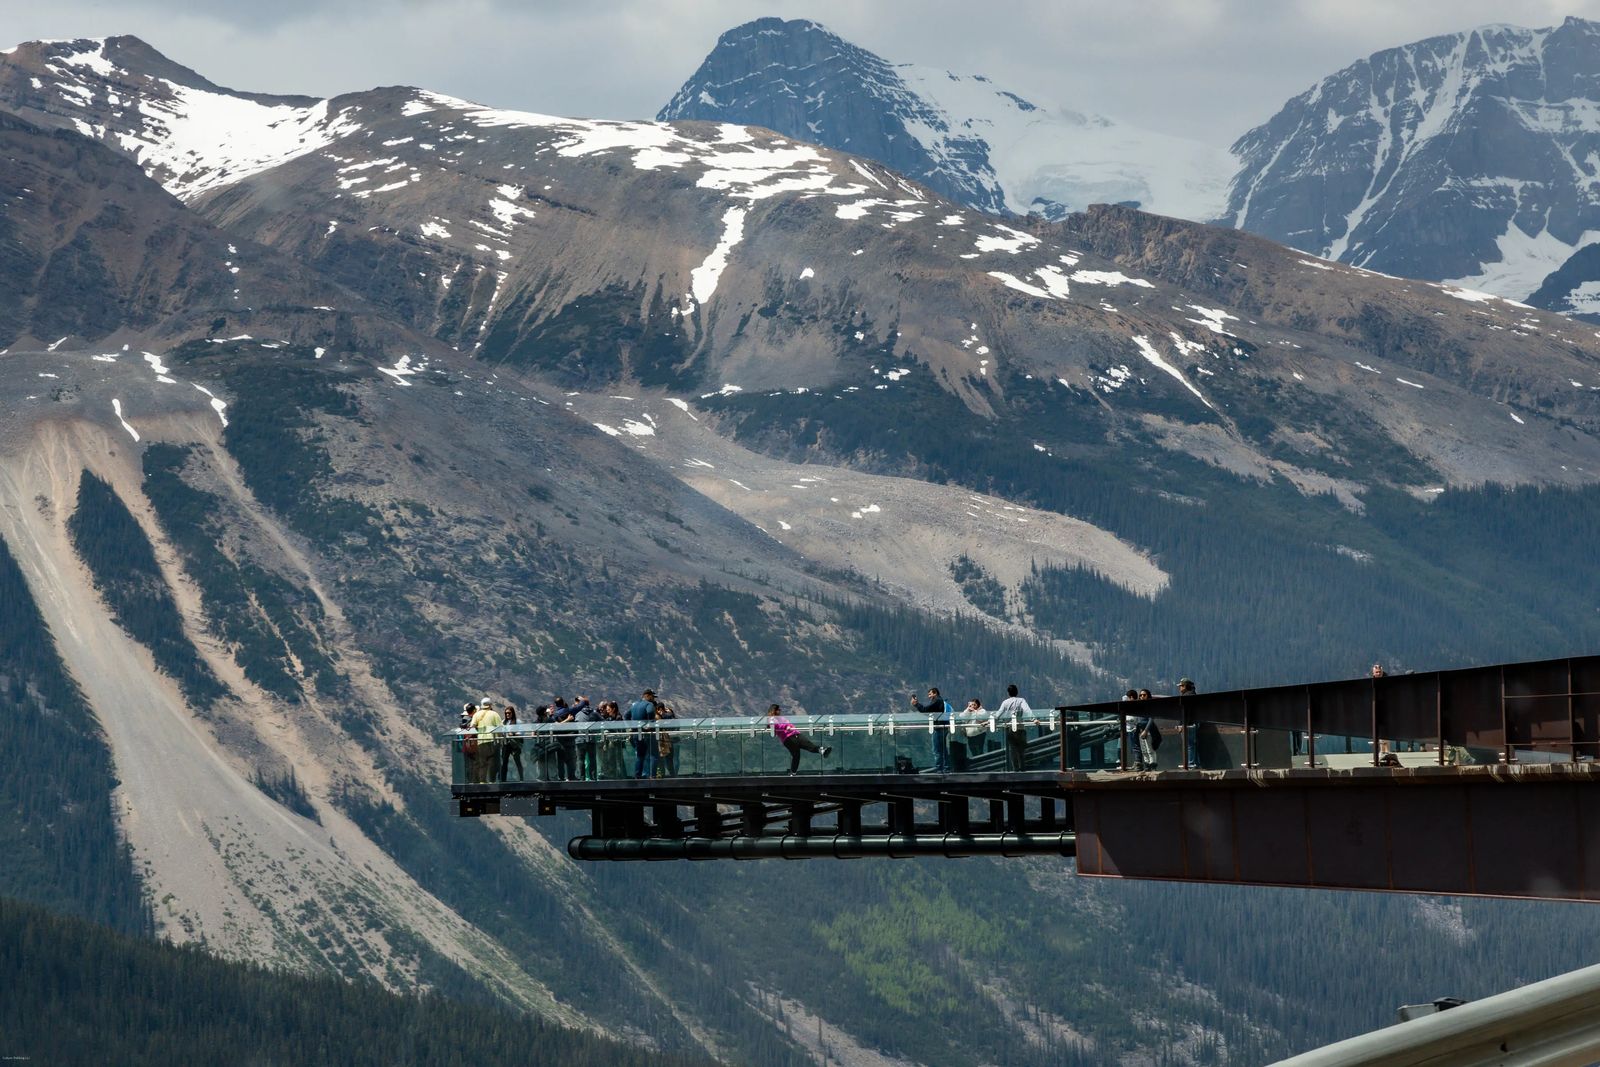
left=451, top=654, right=1600, bottom=902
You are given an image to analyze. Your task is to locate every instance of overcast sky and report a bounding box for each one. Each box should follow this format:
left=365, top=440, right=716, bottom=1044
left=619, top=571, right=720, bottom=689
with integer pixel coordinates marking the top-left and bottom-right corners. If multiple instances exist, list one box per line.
left=11, top=0, right=1600, bottom=144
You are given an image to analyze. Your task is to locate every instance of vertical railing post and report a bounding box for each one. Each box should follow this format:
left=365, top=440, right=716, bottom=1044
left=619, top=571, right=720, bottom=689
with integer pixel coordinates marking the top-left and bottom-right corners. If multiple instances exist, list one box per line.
left=1371, top=677, right=1380, bottom=768
left=1181, top=696, right=1191, bottom=770
left=1436, top=673, right=1446, bottom=766
left=1119, top=709, right=1129, bottom=771
left=1058, top=708, right=1068, bottom=772
left=1501, top=665, right=1513, bottom=764
left=1243, top=693, right=1255, bottom=769
left=1570, top=659, right=1578, bottom=764
left=1305, top=685, right=1316, bottom=770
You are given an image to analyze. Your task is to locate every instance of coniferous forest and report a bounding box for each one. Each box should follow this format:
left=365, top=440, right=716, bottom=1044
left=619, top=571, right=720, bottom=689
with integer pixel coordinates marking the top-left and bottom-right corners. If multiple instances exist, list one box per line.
left=0, top=895, right=715, bottom=1067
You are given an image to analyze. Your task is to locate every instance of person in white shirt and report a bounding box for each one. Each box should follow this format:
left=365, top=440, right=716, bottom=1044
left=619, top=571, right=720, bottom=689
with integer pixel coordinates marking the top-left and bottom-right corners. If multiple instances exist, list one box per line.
left=997, top=684, right=1033, bottom=771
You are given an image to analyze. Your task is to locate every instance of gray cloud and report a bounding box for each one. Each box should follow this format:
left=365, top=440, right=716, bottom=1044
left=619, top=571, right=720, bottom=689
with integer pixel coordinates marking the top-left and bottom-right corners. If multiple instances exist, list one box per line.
left=10, top=0, right=1600, bottom=145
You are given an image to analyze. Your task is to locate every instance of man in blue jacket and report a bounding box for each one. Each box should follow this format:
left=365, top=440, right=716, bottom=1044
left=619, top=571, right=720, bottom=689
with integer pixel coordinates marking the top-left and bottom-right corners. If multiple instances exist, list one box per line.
left=628, top=688, right=659, bottom=779
left=910, top=687, right=952, bottom=773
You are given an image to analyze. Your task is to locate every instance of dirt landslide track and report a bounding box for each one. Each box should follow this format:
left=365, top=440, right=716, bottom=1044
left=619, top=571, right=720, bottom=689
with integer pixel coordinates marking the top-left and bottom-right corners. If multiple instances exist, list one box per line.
left=0, top=404, right=567, bottom=1017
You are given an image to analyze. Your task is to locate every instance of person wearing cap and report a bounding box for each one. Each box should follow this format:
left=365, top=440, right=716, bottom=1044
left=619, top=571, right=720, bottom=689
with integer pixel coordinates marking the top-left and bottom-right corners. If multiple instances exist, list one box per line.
left=1176, top=678, right=1199, bottom=768
left=470, top=698, right=503, bottom=783
left=628, top=688, right=659, bottom=779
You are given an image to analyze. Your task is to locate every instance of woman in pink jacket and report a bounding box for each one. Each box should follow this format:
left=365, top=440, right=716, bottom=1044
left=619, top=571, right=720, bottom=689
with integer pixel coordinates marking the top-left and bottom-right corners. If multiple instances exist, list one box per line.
left=767, top=704, right=832, bottom=774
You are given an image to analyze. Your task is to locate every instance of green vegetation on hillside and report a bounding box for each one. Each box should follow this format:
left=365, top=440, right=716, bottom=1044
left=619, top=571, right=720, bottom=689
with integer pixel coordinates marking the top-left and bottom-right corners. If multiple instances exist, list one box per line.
left=481, top=283, right=696, bottom=389
left=949, top=553, right=1007, bottom=618
left=0, top=894, right=715, bottom=1067
left=0, top=532, right=150, bottom=935
left=142, top=443, right=343, bottom=704
left=170, top=344, right=378, bottom=544
left=67, top=469, right=227, bottom=708
left=704, top=368, right=1600, bottom=693
left=1021, top=477, right=1600, bottom=691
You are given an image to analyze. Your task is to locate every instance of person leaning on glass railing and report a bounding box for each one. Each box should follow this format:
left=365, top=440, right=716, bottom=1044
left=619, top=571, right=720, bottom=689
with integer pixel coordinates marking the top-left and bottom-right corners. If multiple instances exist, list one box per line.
left=572, top=697, right=602, bottom=782
left=948, top=698, right=982, bottom=771
left=996, top=684, right=1034, bottom=771
left=654, top=701, right=680, bottom=778
left=598, top=701, right=628, bottom=779
left=628, top=689, right=659, bottom=780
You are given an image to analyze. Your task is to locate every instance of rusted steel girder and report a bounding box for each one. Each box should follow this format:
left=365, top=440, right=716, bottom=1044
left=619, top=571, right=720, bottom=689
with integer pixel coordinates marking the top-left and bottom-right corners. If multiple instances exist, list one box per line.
left=1073, top=765, right=1600, bottom=902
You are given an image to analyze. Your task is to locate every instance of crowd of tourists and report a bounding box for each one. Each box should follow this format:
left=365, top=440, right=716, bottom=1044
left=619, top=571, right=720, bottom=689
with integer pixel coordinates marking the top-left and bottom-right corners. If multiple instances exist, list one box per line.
left=455, top=663, right=1442, bottom=782
left=459, top=690, right=678, bottom=784
left=1120, top=678, right=1197, bottom=770
left=457, top=682, right=1051, bottom=783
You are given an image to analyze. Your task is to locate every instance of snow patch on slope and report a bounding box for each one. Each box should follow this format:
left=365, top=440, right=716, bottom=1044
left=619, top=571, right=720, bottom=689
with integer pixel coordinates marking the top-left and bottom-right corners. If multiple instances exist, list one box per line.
left=688, top=206, right=748, bottom=307
left=894, top=63, right=1234, bottom=221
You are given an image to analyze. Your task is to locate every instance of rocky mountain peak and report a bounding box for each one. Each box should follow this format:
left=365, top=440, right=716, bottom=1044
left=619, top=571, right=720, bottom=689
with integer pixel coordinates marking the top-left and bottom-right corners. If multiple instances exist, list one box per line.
left=1223, top=17, right=1600, bottom=304
left=660, top=19, right=1232, bottom=222
left=660, top=17, right=1009, bottom=214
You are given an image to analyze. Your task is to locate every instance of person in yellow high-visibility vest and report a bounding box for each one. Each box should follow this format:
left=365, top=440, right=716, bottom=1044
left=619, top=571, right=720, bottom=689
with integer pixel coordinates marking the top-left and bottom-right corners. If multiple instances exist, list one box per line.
left=470, top=698, right=503, bottom=784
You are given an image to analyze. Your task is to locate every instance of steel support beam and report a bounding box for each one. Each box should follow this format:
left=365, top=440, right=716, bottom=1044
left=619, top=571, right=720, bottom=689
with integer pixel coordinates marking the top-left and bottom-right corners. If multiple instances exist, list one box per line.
left=1074, top=773, right=1600, bottom=902
left=568, top=832, right=1077, bottom=862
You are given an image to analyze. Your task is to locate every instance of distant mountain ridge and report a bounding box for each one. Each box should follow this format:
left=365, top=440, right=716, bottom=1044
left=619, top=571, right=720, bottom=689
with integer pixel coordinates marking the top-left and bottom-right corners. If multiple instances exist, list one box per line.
left=668, top=16, right=1600, bottom=314
left=1222, top=16, right=1600, bottom=307
left=659, top=17, right=1233, bottom=222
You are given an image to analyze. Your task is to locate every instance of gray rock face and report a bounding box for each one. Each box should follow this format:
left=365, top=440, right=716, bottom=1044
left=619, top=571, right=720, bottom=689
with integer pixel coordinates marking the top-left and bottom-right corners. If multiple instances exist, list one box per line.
left=1223, top=17, right=1600, bottom=300
left=1529, top=243, right=1600, bottom=319
left=659, top=17, right=1008, bottom=213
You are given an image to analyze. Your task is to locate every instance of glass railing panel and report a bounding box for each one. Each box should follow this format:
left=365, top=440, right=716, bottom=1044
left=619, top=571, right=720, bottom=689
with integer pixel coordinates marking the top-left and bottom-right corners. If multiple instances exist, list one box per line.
left=1250, top=725, right=1296, bottom=770
left=949, top=719, right=983, bottom=772
left=1307, top=734, right=1373, bottom=769
left=1191, top=723, right=1249, bottom=770
left=901, top=717, right=937, bottom=775
left=1061, top=716, right=1119, bottom=771
left=652, top=723, right=686, bottom=780
left=596, top=727, right=631, bottom=780
left=1508, top=743, right=1576, bottom=765
left=846, top=718, right=895, bottom=774
left=1138, top=715, right=1187, bottom=771
left=451, top=712, right=1088, bottom=783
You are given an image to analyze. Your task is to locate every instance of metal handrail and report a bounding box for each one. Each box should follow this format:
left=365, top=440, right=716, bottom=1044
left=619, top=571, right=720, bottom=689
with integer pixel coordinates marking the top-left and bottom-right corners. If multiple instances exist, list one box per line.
left=446, top=711, right=1098, bottom=739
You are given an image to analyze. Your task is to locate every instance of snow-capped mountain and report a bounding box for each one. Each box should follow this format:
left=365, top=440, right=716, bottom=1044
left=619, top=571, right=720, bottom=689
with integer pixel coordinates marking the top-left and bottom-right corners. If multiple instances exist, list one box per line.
left=1222, top=16, right=1600, bottom=304
left=0, top=35, right=357, bottom=201
left=5, top=33, right=1598, bottom=487
left=659, top=17, right=1233, bottom=222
